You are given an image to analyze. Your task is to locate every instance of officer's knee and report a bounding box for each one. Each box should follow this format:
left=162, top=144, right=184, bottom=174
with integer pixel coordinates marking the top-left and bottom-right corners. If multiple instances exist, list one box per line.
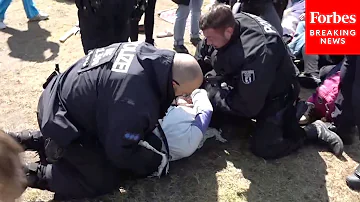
left=250, top=140, right=277, bottom=160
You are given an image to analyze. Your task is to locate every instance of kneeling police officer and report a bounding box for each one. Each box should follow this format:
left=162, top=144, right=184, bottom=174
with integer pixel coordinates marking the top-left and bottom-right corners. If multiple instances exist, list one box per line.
left=7, top=42, right=203, bottom=200
left=195, top=4, right=344, bottom=159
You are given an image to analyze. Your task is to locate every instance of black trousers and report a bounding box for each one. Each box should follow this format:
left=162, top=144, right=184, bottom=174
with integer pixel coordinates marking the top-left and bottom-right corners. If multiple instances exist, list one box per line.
left=209, top=90, right=306, bottom=160
left=76, top=0, right=134, bottom=54
left=240, top=1, right=283, bottom=36
left=25, top=131, right=130, bottom=199
left=26, top=131, right=164, bottom=200
left=301, top=48, right=344, bottom=77
left=130, top=0, right=157, bottom=44
left=335, top=56, right=360, bottom=132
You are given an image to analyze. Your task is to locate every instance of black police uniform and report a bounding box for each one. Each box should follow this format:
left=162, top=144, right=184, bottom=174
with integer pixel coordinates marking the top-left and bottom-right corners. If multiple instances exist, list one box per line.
left=75, top=0, right=135, bottom=54
left=195, top=12, right=305, bottom=159
left=234, top=0, right=283, bottom=36
left=334, top=56, right=360, bottom=143
left=334, top=56, right=360, bottom=189
left=31, top=42, right=175, bottom=199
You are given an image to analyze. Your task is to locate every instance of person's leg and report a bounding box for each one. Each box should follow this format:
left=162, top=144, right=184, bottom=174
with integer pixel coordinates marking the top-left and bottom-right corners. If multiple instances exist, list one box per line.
left=130, top=18, right=140, bottom=42
left=250, top=102, right=306, bottom=159
left=173, top=3, right=190, bottom=53
left=189, top=0, right=203, bottom=46
left=298, top=49, right=322, bottom=88
left=26, top=142, right=127, bottom=200
left=251, top=90, right=343, bottom=159
left=334, top=56, right=357, bottom=144
left=21, top=0, right=39, bottom=19
left=144, top=0, right=156, bottom=45
left=272, top=0, right=288, bottom=20
left=0, top=0, right=11, bottom=21
left=351, top=57, right=360, bottom=129
left=260, top=1, right=283, bottom=36
left=345, top=56, right=360, bottom=190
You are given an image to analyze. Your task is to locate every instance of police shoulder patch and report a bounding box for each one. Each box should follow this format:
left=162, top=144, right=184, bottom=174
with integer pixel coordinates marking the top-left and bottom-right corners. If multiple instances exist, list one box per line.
left=241, top=70, right=255, bottom=84
left=123, top=132, right=141, bottom=142
left=82, top=43, right=120, bottom=70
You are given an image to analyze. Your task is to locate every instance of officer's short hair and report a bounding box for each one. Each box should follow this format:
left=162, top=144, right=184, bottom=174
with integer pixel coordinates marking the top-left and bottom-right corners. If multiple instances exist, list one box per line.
left=199, top=4, right=236, bottom=31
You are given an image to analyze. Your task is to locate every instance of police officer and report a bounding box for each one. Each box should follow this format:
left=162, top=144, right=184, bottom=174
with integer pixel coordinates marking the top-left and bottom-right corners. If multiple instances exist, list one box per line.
left=75, top=0, right=135, bottom=54
left=195, top=4, right=344, bottom=159
left=7, top=42, right=203, bottom=199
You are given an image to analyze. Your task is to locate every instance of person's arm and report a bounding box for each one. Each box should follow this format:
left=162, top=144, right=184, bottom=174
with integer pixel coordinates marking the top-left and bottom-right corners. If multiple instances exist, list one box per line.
left=194, top=39, right=215, bottom=76
left=191, top=89, right=213, bottom=133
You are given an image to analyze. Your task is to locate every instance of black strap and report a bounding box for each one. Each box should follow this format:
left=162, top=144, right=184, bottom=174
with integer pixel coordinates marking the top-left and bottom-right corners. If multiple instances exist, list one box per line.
left=156, top=121, right=170, bottom=160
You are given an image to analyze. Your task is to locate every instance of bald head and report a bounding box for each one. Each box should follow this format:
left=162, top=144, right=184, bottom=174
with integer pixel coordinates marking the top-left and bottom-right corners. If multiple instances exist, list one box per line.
left=172, top=53, right=203, bottom=96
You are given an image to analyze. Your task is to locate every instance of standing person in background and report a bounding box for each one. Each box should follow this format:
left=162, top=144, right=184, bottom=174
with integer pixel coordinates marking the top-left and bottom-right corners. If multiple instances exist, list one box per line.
left=172, top=0, right=203, bottom=53
left=130, top=0, right=157, bottom=45
left=329, top=56, right=360, bottom=190
left=232, top=0, right=283, bottom=36
left=0, top=0, right=48, bottom=29
left=75, top=0, right=135, bottom=54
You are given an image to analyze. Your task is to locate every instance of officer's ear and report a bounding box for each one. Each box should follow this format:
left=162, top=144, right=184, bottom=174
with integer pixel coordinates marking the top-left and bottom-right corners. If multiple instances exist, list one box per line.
left=224, top=27, right=234, bottom=40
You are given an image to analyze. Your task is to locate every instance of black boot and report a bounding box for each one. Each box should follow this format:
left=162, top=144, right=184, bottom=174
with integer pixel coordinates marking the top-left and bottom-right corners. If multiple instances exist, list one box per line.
left=346, top=164, right=360, bottom=191
left=304, top=120, right=344, bottom=156
left=6, top=130, right=43, bottom=150
left=24, top=162, right=51, bottom=191
left=7, top=130, right=47, bottom=164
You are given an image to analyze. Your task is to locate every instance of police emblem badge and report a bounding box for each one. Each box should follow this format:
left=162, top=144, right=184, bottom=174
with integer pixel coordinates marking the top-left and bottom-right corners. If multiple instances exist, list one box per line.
left=241, top=70, right=255, bottom=84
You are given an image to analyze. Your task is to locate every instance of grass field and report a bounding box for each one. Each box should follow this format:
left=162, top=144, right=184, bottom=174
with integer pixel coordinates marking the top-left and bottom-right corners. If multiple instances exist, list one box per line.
left=0, top=0, right=360, bottom=201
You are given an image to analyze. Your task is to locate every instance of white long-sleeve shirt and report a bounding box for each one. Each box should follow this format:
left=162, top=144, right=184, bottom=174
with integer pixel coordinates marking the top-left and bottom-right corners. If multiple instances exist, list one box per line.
left=154, top=89, right=213, bottom=161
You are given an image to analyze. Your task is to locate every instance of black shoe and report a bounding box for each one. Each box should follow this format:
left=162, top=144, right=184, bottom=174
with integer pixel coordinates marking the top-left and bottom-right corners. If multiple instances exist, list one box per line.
left=299, top=102, right=316, bottom=125
left=190, top=37, right=202, bottom=46
left=346, top=165, right=360, bottom=191
left=174, top=45, right=189, bottom=54
left=6, top=130, right=43, bottom=150
left=304, top=120, right=344, bottom=156
left=24, top=162, right=50, bottom=190
left=145, top=38, right=155, bottom=46
left=298, top=73, right=321, bottom=89
left=296, top=100, right=309, bottom=121
left=7, top=130, right=47, bottom=164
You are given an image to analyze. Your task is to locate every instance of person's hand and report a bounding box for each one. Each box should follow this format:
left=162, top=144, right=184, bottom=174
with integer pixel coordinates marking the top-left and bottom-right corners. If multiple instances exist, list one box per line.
left=176, top=96, right=194, bottom=107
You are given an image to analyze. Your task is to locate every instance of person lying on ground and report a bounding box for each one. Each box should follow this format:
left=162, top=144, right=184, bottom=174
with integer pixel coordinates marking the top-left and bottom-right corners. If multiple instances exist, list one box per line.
left=5, top=42, right=204, bottom=200
left=153, top=89, right=213, bottom=161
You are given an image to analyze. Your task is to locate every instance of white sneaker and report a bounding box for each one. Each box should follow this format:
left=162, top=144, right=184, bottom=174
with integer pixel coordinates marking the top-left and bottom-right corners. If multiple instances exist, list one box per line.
left=0, top=21, right=6, bottom=29
left=29, top=12, right=49, bottom=21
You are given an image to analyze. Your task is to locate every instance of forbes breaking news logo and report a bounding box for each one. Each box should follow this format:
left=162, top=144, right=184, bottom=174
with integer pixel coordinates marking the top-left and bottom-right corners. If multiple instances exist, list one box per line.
left=309, top=12, right=356, bottom=45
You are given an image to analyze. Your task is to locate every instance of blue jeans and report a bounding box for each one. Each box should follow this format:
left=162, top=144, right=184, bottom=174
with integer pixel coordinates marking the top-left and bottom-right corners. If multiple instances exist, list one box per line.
left=174, top=0, right=203, bottom=46
left=288, top=21, right=305, bottom=57
left=0, top=0, right=39, bottom=21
